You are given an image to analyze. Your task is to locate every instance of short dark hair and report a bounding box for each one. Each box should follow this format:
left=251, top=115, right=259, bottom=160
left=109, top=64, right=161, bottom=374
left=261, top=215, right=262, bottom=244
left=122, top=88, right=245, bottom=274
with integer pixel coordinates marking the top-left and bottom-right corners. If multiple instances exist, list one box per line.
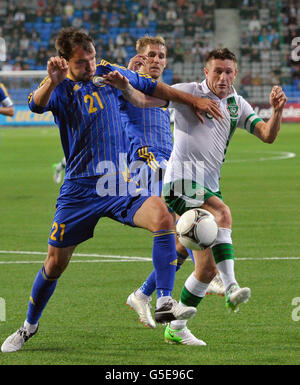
left=55, top=27, right=95, bottom=60
left=206, top=48, right=237, bottom=64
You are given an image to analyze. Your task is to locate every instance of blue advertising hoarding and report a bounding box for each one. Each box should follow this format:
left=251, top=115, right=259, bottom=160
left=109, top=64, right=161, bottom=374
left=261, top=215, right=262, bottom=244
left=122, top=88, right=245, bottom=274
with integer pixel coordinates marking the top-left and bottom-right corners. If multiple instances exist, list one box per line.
left=0, top=105, right=54, bottom=126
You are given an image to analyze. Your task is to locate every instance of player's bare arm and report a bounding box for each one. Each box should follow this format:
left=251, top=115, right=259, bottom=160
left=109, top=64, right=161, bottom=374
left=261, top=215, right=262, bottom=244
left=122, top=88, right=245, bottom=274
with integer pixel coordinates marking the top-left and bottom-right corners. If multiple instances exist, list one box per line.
left=104, top=70, right=223, bottom=121
left=153, top=81, right=224, bottom=123
left=103, top=70, right=167, bottom=108
left=253, top=86, right=287, bottom=143
left=33, top=57, right=68, bottom=107
left=0, top=106, right=14, bottom=117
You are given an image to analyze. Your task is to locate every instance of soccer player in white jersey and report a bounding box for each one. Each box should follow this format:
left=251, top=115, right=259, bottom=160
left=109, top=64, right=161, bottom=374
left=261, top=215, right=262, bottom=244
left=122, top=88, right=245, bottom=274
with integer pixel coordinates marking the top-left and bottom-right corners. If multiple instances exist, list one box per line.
left=123, top=37, right=225, bottom=330
left=162, top=48, right=287, bottom=345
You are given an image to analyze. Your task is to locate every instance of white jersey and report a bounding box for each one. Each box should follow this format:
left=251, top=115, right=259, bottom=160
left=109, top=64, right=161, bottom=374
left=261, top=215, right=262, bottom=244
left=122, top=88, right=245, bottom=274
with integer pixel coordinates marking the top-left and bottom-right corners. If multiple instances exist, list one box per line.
left=165, top=80, right=263, bottom=192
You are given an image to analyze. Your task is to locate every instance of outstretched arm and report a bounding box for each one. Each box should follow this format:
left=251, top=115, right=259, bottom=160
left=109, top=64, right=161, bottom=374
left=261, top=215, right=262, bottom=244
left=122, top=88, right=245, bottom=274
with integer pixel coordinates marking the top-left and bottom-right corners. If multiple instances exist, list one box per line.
left=127, top=53, right=222, bottom=120
left=153, top=81, right=223, bottom=122
left=253, top=86, right=287, bottom=143
left=103, top=70, right=167, bottom=108
left=103, top=70, right=223, bottom=122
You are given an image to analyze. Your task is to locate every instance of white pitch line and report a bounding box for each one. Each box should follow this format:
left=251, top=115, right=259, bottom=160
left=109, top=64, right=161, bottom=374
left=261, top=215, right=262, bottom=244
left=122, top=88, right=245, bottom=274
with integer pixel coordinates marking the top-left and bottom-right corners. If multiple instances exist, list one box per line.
left=236, top=257, right=300, bottom=261
left=227, top=151, right=296, bottom=163
left=0, top=259, right=152, bottom=264
left=0, top=250, right=151, bottom=261
left=0, top=250, right=299, bottom=264
left=0, top=250, right=45, bottom=255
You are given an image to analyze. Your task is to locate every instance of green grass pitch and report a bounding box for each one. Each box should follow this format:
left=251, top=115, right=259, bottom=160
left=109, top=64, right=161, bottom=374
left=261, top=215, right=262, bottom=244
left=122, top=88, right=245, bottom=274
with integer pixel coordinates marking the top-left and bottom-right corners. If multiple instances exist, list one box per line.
left=0, top=124, right=299, bottom=365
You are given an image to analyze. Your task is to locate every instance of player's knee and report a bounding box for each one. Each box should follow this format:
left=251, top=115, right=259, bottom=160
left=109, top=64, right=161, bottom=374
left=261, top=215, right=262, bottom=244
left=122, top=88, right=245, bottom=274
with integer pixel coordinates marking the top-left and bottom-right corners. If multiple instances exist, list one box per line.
left=134, top=196, right=175, bottom=232
left=151, top=209, right=174, bottom=231
left=146, top=197, right=174, bottom=231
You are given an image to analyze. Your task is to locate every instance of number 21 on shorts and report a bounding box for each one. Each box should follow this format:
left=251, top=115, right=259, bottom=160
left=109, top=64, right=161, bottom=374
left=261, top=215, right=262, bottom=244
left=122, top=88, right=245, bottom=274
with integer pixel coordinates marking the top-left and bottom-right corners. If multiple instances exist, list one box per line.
left=50, top=222, right=66, bottom=242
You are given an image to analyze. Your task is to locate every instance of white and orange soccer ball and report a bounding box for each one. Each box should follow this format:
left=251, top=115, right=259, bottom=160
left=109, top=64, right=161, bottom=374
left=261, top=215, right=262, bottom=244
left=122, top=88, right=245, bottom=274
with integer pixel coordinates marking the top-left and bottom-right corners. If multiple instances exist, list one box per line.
left=176, top=208, right=218, bottom=250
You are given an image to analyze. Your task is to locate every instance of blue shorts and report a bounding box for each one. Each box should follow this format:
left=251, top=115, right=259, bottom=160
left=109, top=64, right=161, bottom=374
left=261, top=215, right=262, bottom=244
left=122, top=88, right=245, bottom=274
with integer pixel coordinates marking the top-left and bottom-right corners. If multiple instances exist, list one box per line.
left=48, top=177, right=148, bottom=248
left=129, top=146, right=170, bottom=197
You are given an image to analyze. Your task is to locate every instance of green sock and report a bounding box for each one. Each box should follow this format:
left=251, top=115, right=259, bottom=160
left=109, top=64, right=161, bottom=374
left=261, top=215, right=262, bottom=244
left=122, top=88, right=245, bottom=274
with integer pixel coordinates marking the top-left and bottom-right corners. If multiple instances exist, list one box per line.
left=180, top=273, right=208, bottom=307
left=212, top=243, right=234, bottom=264
left=212, top=243, right=236, bottom=290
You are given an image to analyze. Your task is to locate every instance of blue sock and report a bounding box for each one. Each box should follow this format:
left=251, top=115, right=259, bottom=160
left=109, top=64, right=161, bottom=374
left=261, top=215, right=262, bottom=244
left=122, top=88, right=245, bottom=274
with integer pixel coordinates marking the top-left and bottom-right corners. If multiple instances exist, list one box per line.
left=140, top=270, right=156, bottom=296
left=140, top=249, right=191, bottom=294
left=152, top=230, right=177, bottom=298
left=176, top=252, right=188, bottom=271
left=26, top=266, right=59, bottom=325
left=175, top=217, right=192, bottom=270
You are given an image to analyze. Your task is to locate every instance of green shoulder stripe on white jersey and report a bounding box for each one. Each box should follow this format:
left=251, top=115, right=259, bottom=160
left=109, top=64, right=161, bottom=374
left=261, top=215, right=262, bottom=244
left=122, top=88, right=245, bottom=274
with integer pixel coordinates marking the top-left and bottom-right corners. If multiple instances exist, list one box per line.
left=223, top=96, right=238, bottom=160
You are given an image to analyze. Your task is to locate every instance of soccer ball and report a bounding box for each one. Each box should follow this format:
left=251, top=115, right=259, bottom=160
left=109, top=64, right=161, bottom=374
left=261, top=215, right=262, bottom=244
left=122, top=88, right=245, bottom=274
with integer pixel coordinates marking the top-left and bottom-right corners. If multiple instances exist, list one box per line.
left=176, top=208, right=218, bottom=250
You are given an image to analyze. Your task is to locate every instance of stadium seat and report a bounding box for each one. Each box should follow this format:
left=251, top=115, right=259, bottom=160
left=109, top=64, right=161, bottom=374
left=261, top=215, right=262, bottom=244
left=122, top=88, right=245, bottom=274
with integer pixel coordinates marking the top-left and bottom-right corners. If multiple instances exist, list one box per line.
left=74, top=10, right=83, bottom=17
left=2, top=0, right=296, bottom=97
left=82, top=22, right=91, bottom=31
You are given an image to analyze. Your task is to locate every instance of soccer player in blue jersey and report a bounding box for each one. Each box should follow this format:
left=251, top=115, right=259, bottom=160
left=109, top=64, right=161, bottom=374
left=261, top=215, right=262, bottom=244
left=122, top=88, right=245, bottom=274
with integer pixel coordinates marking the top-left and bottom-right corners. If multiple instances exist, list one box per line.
left=0, top=82, right=14, bottom=118
left=120, top=37, right=224, bottom=331
left=1, top=28, right=222, bottom=352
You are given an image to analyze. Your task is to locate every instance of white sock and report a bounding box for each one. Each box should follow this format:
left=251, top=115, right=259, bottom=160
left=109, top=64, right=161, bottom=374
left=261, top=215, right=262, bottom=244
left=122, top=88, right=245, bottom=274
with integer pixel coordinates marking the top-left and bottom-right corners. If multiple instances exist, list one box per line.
left=156, top=275, right=208, bottom=310
left=135, top=288, right=150, bottom=299
left=185, top=273, right=209, bottom=298
left=169, top=274, right=209, bottom=330
left=214, top=228, right=237, bottom=291
left=156, top=295, right=172, bottom=308
left=24, top=320, right=38, bottom=334
left=217, top=259, right=237, bottom=291
left=170, top=319, right=187, bottom=330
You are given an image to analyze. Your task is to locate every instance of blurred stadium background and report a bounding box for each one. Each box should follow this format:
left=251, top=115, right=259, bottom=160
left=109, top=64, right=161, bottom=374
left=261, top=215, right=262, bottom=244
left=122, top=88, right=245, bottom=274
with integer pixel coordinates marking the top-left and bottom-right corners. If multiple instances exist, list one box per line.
left=0, top=0, right=300, bottom=127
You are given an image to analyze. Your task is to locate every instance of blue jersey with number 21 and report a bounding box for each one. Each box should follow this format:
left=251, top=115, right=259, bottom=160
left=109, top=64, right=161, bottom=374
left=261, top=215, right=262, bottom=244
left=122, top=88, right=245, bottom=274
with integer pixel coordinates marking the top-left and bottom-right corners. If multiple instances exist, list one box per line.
left=28, top=60, right=157, bottom=180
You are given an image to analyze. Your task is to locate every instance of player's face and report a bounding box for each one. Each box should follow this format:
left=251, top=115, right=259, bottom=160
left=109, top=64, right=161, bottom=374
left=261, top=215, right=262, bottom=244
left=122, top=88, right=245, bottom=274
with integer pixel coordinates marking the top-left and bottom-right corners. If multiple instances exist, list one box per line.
left=68, top=44, right=96, bottom=82
left=140, top=44, right=167, bottom=79
left=204, top=59, right=238, bottom=98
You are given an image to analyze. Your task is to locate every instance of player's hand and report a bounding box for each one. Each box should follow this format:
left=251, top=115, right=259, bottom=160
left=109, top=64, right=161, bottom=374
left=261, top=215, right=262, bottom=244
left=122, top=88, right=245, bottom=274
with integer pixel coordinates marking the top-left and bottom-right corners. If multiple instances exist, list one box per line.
left=127, top=54, right=148, bottom=71
left=270, top=86, right=287, bottom=112
left=102, top=70, right=130, bottom=91
left=47, top=56, right=68, bottom=86
left=193, top=97, right=223, bottom=123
